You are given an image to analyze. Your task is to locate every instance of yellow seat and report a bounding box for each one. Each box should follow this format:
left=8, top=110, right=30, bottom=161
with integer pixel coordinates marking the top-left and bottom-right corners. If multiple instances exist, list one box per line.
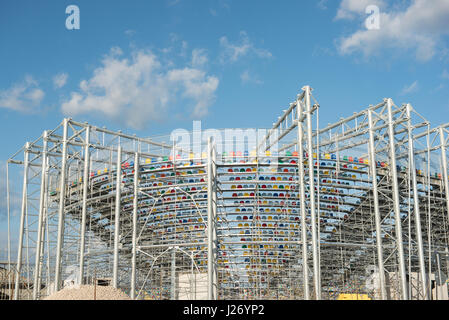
left=337, top=294, right=371, bottom=300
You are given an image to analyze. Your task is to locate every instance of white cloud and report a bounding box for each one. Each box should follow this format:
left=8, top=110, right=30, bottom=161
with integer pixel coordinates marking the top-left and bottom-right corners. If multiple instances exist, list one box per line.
left=442, top=69, right=449, bottom=80
left=191, top=49, right=208, bottom=68
left=401, top=80, right=419, bottom=95
left=109, top=46, right=123, bottom=57
left=317, top=0, right=328, bottom=10
left=124, top=29, right=136, bottom=36
left=219, top=31, right=272, bottom=64
left=336, top=0, right=385, bottom=20
left=61, top=48, right=219, bottom=129
left=180, top=41, right=188, bottom=57
left=168, top=0, right=181, bottom=6
left=336, top=0, right=449, bottom=61
left=240, top=70, right=263, bottom=85
left=53, top=73, right=68, bottom=89
left=0, top=76, right=44, bottom=112
left=432, top=83, right=445, bottom=92
left=165, top=34, right=189, bottom=58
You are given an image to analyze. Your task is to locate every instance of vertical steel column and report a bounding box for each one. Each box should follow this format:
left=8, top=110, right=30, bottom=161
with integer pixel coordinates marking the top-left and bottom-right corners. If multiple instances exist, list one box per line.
left=304, top=86, right=320, bottom=299
left=435, top=252, right=442, bottom=300
left=7, top=161, right=13, bottom=299
left=367, top=109, right=387, bottom=300
left=78, top=126, right=90, bottom=284
left=14, top=142, right=30, bottom=300
left=207, top=137, right=216, bottom=300
left=406, top=104, right=428, bottom=300
left=54, top=118, right=69, bottom=292
left=439, top=127, right=449, bottom=223
left=171, top=247, right=176, bottom=300
left=37, top=157, right=49, bottom=296
left=131, top=152, right=139, bottom=299
left=45, top=175, right=52, bottom=297
left=112, top=145, right=122, bottom=288
left=296, top=97, right=309, bottom=300
left=387, top=100, right=409, bottom=300
left=211, top=143, right=218, bottom=299
left=33, top=131, right=48, bottom=300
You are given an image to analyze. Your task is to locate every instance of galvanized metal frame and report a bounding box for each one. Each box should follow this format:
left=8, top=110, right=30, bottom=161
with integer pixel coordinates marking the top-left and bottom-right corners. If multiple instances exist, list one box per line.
left=6, top=86, right=449, bottom=300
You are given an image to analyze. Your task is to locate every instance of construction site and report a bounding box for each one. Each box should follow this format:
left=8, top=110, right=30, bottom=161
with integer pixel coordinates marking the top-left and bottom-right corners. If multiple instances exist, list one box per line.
left=3, top=85, right=449, bottom=300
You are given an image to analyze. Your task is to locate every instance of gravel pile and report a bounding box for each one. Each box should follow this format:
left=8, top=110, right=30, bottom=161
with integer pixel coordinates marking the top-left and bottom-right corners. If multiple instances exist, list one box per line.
left=43, top=285, right=131, bottom=300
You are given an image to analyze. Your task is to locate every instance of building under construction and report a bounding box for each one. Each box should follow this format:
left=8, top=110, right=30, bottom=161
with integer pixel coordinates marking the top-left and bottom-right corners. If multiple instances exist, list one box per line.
left=5, top=85, right=449, bottom=300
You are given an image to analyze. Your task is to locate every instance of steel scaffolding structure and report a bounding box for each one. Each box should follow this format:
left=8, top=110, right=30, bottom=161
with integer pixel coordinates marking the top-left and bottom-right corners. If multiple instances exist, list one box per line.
left=6, top=85, right=449, bottom=300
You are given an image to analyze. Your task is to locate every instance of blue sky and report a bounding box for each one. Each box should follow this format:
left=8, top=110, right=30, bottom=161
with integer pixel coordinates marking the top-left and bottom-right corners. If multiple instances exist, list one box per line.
left=1, top=0, right=449, bottom=255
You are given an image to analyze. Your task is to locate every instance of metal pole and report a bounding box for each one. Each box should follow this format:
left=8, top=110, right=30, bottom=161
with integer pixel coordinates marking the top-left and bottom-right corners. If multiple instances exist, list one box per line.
left=33, top=131, right=48, bottom=300
left=171, top=247, right=176, bottom=300
left=406, top=104, right=428, bottom=300
left=14, top=142, right=30, bottom=300
left=367, top=109, right=387, bottom=300
left=297, top=98, right=310, bottom=300
left=37, top=157, right=49, bottom=297
left=79, top=126, right=90, bottom=285
left=55, top=118, right=69, bottom=292
left=439, top=127, right=449, bottom=223
left=6, top=161, right=12, bottom=299
left=211, top=142, right=218, bottom=299
left=207, top=137, right=215, bottom=300
left=436, top=252, right=442, bottom=300
left=112, top=145, right=122, bottom=288
left=45, top=174, right=51, bottom=297
left=304, top=85, right=320, bottom=299
left=387, top=100, right=409, bottom=300
left=131, top=152, right=139, bottom=299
